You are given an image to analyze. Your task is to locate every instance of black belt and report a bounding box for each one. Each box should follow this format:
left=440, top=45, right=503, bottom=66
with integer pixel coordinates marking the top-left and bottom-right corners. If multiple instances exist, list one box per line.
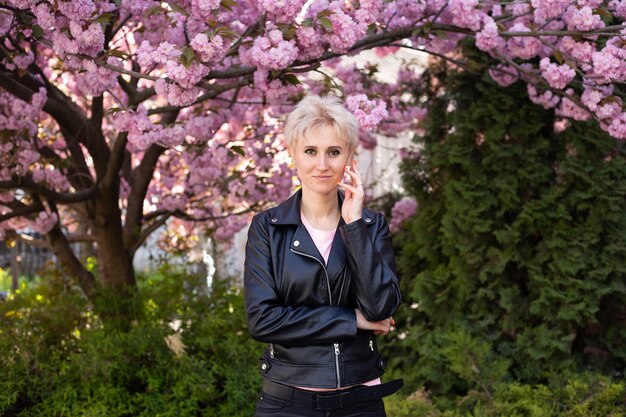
left=261, top=378, right=404, bottom=411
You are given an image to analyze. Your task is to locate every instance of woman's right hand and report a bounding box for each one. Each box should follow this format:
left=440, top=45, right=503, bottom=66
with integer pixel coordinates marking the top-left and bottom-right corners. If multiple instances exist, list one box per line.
left=355, top=309, right=395, bottom=336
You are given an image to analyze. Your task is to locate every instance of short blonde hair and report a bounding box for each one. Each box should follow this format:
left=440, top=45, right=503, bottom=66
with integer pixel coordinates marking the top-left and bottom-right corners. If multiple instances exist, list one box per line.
left=284, top=95, right=359, bottom=153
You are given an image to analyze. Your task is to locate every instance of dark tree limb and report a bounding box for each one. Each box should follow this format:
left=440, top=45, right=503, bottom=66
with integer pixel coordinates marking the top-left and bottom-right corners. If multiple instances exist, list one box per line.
left=129, top=213, right=171, bottom=256
left=0, top=176, right=96, bottom=203
left=123, top=110, right=179, bottom=249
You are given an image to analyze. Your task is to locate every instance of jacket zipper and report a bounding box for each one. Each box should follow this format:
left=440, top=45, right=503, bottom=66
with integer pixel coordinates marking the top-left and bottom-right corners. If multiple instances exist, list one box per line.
left=290, top=248, right=341, bottom=388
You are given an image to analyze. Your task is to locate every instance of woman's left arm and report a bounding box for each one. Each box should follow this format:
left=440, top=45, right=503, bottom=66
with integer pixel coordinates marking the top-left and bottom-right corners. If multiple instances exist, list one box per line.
left=339, top=214, right=402, bottom=322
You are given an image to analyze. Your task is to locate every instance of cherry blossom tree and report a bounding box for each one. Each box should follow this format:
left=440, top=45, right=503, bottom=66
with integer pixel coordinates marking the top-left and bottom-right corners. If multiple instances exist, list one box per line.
left=0, top=0, right=624, bottom=298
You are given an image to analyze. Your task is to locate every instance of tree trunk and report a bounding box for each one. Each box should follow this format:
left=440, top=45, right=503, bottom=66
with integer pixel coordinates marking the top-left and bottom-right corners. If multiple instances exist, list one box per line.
left=94, top=182, right=136, bottom=291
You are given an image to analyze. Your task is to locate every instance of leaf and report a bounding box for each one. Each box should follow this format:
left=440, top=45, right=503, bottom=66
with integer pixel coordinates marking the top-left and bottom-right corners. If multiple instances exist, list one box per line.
left=317, top=10, right=334, bottom=18
left=283, top=27, right=297, bottom=41
left=108, top=48, right=128, bottom=59
left=270, top=70, right=281, bottom=79
left=92, top=12, right=117, bottom=25
left=229, top=145, right=245, bottom=156
left=168, top=2, right=189, bottom=16
left=215, top=27, right=239, bottom=40
left=301, top=18, right=313, bottom=27
left=594, top=7, right=613, bottom=19
left=145, top=5, right=163, bottom=16
left=220, top=0, right=238, bottom=12
left=553, top=49, right=564, bottom=64
left=433, top=30, right=448, bottom=39
left=281, top=73, right=300, bottom=86
left=319, top=17, right=333, bottom=31
left=179, top=46, right=198, bottom=68
left=31, top=25, right=44, bottom=39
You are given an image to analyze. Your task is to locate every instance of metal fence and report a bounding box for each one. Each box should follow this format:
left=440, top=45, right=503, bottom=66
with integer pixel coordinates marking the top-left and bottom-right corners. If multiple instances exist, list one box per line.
left=0, top=233, right=55, bottom=279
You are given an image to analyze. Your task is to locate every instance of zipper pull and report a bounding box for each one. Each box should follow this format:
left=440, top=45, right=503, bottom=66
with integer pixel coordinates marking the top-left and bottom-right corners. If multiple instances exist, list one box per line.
left=369, top=339, right=374, bottom=352
left=334, top=343, right=340, bottom=355
left=269, top=343, right=275, bottom=358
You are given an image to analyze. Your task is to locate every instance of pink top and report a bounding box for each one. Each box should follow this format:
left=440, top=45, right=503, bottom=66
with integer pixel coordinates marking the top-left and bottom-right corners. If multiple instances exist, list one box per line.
left=298, top=212, right=382, bottom=391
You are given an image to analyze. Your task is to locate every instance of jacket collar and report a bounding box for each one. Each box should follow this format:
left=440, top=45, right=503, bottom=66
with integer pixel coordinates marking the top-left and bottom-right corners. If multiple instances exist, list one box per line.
left=270, top=188, right=348, bottom=274
left=270, top=188, right=345, bottom=226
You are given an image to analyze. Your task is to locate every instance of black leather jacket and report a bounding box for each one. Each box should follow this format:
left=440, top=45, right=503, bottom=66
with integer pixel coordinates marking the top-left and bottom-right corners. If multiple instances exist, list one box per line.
left=244, top=189, right=402, bottom=389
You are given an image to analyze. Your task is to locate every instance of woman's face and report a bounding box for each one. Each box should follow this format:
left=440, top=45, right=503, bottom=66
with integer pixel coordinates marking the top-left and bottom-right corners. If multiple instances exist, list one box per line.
left=291, top=123, right=352, bottom=197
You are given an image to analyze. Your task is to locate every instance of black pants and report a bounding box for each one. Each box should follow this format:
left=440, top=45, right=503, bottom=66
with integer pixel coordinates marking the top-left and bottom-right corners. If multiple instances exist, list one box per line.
left=253, top=390, right=386, bottom=417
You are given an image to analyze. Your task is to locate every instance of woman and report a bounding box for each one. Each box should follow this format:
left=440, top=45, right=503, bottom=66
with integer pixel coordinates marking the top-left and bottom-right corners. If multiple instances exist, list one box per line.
left=244, top=95, right=402, bottom=417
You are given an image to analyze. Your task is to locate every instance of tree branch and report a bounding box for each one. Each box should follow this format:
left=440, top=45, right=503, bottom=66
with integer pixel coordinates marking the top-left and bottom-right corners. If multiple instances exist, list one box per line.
left=0, top=176, right=97, bottom=203
left=46, top=222, right=97, bottom=296
left=0, top=201, right=43, bottom=222
left=0, top=69, right=111, bottom=179
left=129, top=213, right=171, bottom=256
left=102, top=132, right=128, bottom=190
left=146, top=79, right=251, bottom=115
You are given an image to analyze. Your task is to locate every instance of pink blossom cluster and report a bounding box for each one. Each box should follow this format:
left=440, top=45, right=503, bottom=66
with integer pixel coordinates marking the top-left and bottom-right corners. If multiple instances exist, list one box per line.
left=0, top=87, right=47, bottom=139
left=346, top=95, right=388, bottom=132
left=449, top=0, right=483, bottom=31
left=191, top=0, right=222, bottom=19
left=155, top=79, right=201, bottom=107
left=257, top=0, right=308, bottom=24
left=190, top=34, right=228, bottom=64
left=607, top=112, right=626, bottom=139
left=506, top=23, right=543, bottom=59
left=32, top=211, right=59, bottom=234
left=556, top=89, right=591, bottom=121
left=253, top=69, right=300, bottom=104
left=389, top=197, right=418, bottom=234
left=558, top=37, right=594, bottom=70
left=249, top=29, right=299, bottom=70
left=354, top=0, right=384, bottom=25
left=0, top=10, right=11, bottom=36
left=539, top=58, right=576, bottom=89
left=610, top=0, right=626, bottom=18
left=381, top=0, right=427, bottom=30
left=184, top=115, right=225, bottom=143
left=165, top=61, right=210, bottom=90
left=111, top=106, right=187, bottom=150
left=32, top=165, right=71, bottom=192
left=527, top=85, right=560, bottom=109
left=296, top=26, right=325, bottom=60
left=476, top=17, right=503, bottom=52
left=531, top=0, right=571, bottom=23
left=564, top=5, right=604, bottom=32
left=211, top=214, right=248, bottom=242
left=3, top=49, right=34, bottom=71
left=581, top=86, right=622, bottom=121
left=325, top=2, right=367, bottom=53
left=488, top=65, right=518, bottom=87
left=128, top=122, right=187, bottom=151
left=68, top=21, right=105, bottom=57
left=136, top=41, right=181, bottom=68
left=74, top=58, right=120, bottom=97
left=591, top=44, right=626, bottom=82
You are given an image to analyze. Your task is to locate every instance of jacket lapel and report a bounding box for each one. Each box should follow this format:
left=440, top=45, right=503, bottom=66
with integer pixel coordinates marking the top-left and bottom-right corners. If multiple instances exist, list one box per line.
left=272, top=188, right=348, bottom=275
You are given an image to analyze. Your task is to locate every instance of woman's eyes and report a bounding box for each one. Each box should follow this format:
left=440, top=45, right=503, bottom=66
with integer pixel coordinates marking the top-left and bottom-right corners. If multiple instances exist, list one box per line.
left=304, top=149, right=341, bottom=156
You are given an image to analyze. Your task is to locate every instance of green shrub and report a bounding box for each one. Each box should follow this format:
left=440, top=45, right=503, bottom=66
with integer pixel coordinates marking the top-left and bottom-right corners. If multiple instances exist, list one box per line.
left=386, top=373, right=625, bottom=417
left=388, top=49, right=626, bottom=399
left=0, top=266, right=262, bottom=417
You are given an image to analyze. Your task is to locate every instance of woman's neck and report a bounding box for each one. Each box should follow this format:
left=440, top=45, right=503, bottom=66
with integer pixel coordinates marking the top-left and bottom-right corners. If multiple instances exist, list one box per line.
left=300, top=188, right=340, bottom=227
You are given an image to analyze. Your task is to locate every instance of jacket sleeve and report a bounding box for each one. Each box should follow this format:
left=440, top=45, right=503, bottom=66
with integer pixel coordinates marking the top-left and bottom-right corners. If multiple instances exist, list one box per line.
left=244, top=214, right=357, bottom=346
left=339, top=213, right=402, bottom=322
